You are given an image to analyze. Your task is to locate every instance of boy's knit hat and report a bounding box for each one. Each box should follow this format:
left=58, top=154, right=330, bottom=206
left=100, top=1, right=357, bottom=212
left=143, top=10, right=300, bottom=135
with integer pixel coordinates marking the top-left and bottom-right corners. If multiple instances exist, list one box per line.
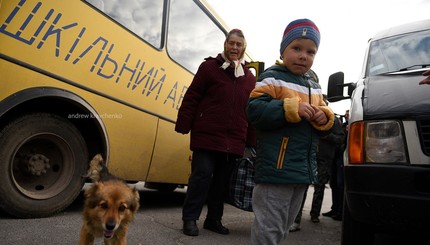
left=280, top=18, right=320, bottom=54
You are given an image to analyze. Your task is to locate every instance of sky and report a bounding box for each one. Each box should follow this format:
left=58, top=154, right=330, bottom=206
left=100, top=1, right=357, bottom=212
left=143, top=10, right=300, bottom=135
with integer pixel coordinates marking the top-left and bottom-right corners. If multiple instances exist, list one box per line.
left=205, top=0, right=430, bottom=115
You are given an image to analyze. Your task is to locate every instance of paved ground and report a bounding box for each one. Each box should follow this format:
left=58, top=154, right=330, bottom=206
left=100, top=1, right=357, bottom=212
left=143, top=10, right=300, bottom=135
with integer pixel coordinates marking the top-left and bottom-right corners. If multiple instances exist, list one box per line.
left=0, top=183, right=341, bottom=245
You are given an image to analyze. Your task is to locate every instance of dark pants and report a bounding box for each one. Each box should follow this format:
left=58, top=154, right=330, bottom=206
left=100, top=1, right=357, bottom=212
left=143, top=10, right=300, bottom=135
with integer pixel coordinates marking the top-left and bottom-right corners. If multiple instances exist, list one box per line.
left=310, top=158, right=332, bottom=218
left=294, top=156, right=333, bottom=223
left=294, top=186, right=308, bottom=224
left=329, top=149, right=345, bottom=215
left=182, top=149, right=236, bottom=221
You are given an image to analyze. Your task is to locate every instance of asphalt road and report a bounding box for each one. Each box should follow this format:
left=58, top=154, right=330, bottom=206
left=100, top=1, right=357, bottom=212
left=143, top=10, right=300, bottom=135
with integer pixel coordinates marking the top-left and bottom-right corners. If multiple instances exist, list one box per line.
left=0, top=183, right=343, bottom=245
left=2, top=183, right=422, bottom=245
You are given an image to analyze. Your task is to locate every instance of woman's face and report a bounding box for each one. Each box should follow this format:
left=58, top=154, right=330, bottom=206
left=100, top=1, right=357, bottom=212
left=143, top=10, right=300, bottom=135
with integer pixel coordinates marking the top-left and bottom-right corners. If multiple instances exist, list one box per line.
left=224, top=34, right=245, bottom=62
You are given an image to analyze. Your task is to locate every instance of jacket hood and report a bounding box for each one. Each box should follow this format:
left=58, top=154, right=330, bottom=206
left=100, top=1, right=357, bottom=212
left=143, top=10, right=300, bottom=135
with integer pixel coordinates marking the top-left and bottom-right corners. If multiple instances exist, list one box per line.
left=364, top=71, right=430, bottom=119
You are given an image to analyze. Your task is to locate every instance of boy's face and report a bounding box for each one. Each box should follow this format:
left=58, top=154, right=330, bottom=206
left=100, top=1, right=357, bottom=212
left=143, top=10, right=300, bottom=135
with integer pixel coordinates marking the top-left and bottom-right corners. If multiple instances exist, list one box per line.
left=281, top=38, right=317, bottom=75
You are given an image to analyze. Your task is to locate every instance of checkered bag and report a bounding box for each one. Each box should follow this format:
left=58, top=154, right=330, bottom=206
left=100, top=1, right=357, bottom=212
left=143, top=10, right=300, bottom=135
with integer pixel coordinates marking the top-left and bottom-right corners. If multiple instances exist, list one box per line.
left=228, top=147, right=256, bottom=212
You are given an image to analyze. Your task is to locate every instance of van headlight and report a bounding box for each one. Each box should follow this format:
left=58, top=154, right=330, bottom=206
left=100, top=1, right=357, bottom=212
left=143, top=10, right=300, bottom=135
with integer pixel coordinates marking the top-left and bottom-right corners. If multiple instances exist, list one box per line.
left=365, top=121, right=407, bottom=163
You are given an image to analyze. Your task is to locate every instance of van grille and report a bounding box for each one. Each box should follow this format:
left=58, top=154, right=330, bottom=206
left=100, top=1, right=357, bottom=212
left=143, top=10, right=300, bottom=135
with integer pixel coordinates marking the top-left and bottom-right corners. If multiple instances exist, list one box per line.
left=417, top=117, right=430, bottom=156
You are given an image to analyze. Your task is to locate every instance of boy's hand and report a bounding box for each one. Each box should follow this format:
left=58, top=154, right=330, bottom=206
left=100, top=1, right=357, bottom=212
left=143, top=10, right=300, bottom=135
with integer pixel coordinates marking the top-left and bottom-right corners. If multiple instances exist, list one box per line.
left=310, top=105, right=328, bottom=125
left=298, top=102, right=316, bottom=121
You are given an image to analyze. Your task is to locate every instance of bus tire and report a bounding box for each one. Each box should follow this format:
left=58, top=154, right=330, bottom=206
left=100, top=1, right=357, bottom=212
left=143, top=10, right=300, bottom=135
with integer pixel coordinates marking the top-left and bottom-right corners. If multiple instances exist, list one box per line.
left=0, top=113, right=88, bottom=218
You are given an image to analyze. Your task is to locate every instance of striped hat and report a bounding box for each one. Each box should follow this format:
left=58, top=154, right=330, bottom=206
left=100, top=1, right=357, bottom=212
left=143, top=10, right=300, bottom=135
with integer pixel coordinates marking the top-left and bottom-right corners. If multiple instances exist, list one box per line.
left=280, top=18, right=320, bottom=54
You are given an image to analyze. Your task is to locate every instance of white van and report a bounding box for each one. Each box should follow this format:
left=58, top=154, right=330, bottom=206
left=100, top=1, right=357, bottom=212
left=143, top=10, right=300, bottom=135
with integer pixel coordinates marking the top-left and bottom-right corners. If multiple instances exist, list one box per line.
left=327, top=19, right=430, bottom=244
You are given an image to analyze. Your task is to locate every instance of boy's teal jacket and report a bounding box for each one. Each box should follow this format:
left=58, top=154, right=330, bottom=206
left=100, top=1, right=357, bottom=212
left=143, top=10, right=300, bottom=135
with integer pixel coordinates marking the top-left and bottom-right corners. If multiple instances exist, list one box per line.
left=246, top=64, right=334, bottom=185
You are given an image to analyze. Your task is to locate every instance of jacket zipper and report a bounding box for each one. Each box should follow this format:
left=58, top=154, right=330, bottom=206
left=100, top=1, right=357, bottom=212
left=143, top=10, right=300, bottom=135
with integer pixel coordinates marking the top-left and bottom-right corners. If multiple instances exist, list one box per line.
left=306, top=81, right=315, bottom=183
left=277, top=137, right=288, bottom=169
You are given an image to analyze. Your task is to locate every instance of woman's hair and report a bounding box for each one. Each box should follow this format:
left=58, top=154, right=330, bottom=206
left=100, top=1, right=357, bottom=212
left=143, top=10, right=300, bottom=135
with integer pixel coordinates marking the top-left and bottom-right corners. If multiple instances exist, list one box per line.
left=227, top=29, right=247, bottom=47
left=227, top=29, right=245, bottom=39
left=225, top=29, right=247, bottom=58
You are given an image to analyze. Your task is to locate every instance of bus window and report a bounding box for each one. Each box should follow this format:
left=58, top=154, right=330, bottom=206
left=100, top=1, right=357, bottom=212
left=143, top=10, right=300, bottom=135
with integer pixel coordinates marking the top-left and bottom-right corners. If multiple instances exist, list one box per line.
left=86, top=0, right=164, bottom=48
left=168, top=0, right=226, bottom=73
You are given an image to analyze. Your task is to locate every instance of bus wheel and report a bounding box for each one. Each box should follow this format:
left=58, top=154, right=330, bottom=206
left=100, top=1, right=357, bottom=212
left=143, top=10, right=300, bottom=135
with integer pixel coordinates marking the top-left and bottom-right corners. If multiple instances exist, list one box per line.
left=0, top=113, right=88, bottom=218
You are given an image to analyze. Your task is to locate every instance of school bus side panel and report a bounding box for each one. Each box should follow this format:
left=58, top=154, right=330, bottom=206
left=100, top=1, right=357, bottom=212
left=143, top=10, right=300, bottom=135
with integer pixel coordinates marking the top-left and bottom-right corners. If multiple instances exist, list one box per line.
left=147, top=120, right=191, bottom=184
left=0, top=59, right=157, bottom=181
left=0, top=0, right=189, bottom=120
left=0, top=0, right=192, bottom=181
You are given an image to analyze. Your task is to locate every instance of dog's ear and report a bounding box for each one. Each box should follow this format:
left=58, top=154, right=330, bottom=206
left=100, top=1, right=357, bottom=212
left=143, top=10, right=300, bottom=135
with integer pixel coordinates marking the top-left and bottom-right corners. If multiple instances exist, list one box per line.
left=128, top=187, right=140, bottom=212
left=85, top=183, right=104, bottom=209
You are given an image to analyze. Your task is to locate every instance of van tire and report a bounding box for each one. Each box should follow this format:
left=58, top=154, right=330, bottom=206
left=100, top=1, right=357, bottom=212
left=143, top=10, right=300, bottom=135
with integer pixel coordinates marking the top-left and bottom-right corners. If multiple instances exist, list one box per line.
left=0, top=113, right=88, bottom=218
left=341, top=200, right=375, bottom=245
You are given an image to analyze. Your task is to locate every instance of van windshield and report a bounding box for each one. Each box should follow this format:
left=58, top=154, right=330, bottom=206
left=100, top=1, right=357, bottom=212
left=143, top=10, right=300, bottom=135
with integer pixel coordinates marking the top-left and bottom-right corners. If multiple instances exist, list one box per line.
left=367, top=29, right=430, bottom=76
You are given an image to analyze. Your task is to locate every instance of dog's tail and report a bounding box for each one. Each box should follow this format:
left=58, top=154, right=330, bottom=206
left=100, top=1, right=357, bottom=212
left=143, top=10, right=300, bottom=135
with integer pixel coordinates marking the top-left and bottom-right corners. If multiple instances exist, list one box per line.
left=86, top=154, right=112, bottom=183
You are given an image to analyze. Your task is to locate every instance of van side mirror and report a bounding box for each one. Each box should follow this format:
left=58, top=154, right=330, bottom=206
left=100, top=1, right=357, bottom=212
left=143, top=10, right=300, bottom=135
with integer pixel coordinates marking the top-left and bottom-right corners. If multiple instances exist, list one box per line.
left=327, top=71, right=355, bottom=102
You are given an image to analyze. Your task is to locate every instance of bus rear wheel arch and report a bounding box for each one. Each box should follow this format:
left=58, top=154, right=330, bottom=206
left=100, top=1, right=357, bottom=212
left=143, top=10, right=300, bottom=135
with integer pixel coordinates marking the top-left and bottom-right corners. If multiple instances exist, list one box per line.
left=0, top=113, right=88, bottom=218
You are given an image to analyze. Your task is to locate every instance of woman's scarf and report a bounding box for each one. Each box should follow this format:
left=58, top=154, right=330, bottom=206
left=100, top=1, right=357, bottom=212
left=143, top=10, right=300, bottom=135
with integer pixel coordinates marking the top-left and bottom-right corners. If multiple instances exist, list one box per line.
left=220, top=51, right=245, bottom=77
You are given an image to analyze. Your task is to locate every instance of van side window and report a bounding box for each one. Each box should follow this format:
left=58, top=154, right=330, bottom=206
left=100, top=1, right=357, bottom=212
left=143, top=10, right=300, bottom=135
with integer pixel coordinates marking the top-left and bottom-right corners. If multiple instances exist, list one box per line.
left=86, top=0, right=164, bottom=48
left=168, top=0, right=226, bottom=73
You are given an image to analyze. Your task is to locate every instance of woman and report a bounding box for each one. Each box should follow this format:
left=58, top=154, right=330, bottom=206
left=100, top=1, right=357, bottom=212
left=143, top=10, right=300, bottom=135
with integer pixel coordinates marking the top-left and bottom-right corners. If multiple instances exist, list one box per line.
left=175, top=29, right=256, bottom=236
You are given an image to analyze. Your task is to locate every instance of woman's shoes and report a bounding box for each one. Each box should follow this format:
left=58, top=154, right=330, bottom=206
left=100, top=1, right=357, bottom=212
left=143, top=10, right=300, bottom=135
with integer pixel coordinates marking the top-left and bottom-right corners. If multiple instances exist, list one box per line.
left=203, top=219, right=230, bottom=235
left=183, top=219, right=230, bottom=236
left=183, top=220, right=199, bottom=236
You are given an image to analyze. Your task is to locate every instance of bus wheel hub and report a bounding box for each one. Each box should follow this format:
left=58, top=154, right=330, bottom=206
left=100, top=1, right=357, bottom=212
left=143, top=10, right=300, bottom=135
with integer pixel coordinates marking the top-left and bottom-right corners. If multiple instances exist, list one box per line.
left=25, top=154, right=51, bottom=176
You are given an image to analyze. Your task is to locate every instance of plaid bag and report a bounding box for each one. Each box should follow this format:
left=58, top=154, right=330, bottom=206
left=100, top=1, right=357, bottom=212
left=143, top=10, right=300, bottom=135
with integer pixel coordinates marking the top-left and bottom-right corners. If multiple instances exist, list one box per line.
left=228, top=147, right=256, bottom=212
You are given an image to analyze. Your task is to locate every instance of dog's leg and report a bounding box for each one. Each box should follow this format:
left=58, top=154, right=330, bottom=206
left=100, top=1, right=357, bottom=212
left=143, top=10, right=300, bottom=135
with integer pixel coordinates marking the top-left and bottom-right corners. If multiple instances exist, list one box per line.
left=79, top=225, right=95, bottom=245
left=104, top=237, right=127, bottom=245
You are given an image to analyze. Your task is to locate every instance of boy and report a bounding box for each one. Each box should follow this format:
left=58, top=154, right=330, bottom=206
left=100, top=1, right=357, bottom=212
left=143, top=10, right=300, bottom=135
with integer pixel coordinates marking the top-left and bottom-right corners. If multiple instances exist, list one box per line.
left=247, top=18, right=334, bottom=244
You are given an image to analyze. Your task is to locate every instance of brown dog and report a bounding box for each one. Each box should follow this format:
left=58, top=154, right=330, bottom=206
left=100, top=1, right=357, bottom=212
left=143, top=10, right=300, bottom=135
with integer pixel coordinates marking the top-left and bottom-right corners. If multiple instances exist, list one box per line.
left=79, top=154, right=140, bottom=245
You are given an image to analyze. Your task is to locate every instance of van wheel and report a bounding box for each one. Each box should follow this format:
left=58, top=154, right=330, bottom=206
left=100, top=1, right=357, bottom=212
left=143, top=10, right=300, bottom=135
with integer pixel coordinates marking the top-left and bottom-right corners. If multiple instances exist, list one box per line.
left=341, top=200, right=375, bottom=245
left=0, top=113, right=88, bottom=218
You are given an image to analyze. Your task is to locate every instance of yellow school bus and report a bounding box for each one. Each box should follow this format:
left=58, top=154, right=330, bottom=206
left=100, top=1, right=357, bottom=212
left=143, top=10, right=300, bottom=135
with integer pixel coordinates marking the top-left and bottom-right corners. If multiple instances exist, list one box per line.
left=0, top=0, right=262, bottom=218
